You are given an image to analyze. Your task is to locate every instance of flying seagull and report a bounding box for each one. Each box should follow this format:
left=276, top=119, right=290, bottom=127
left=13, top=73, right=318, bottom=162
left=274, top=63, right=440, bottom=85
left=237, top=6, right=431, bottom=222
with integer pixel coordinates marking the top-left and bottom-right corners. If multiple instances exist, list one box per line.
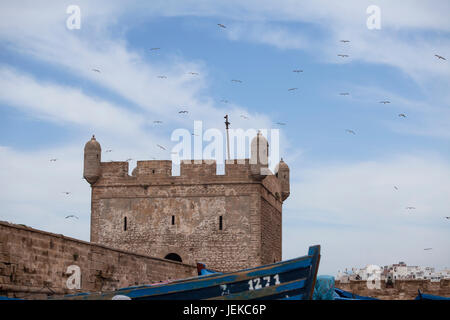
left=445, top=217, right=450, bottom=220
left=240, top=115, right=249, bottom=120
left=338, top=54, right=349, bottom=58
left=424, top=248, right=433, bottom=251
left=188, top=72, right=199, bottom=75
left=157, top=144, right=166, bottom=150
left=149, top=48, right=160, bottom=51
left=231, top=79, right=242, bottom=83
left=340, top=93, right=350, bottom=96
left=220, top=99, right=229, bottom=103
left=49, top=158, right=57, bottom=162
left=288, top=88, right=298, bottom=91
left=340, top=40, right=350, bottom=43
left=293, top=70, right=303, bottom=73
left=62, top=192, right=71, bottom=195
left=157, top=75, right=167, bottom=79
left=217, top=23, right=226, bottom=28
left=65, top=215, right=79, bottom=219
left=91, top=68, right=101, bottom=73
left=276, top=122, right=286, bottom=126
left=105, top=149, right=113, bottom=153
left=406, top=206, right=416, bottom=210
left=345, top=129, right=356, bottom=135
left=178, top=110, right=189, bottom=114
left=380, top=101, right=391, bottom=104
left=435, top=54, right=446, bottom=60
left=153, top=120, right=163, bottom=124
left=398, top=114, right=407, bottom=118
left=394, top=186, right=399, bottom=190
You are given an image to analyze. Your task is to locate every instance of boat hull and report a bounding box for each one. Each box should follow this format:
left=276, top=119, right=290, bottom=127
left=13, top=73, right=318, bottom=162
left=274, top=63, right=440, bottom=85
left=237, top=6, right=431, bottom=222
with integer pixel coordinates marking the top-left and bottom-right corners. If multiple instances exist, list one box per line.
left=55, top=245, right=321, bottom=300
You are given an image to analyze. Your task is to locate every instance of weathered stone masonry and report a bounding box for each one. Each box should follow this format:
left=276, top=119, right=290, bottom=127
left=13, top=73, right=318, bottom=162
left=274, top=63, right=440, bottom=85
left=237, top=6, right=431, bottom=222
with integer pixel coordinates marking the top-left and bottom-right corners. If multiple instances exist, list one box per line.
left=0, top=221, right=197, bottom=299
left=0, top=132, right=290, bottom=298
left=335, top=280, right=450, bottom=300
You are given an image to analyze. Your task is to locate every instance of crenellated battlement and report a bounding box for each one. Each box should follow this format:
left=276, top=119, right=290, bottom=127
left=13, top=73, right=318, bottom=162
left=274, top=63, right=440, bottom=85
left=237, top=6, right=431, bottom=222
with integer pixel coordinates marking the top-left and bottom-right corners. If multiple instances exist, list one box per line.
left=94, top=157, right=288, bottom=199
left=100, top=161, right=129, bottom=178
left=132, top=160, right=172, bottom=178
left=225, top=159, right=251, bottom=178
left=96, top=159, right=260, bottom=181
left=180, top=159, right=217, bottom=177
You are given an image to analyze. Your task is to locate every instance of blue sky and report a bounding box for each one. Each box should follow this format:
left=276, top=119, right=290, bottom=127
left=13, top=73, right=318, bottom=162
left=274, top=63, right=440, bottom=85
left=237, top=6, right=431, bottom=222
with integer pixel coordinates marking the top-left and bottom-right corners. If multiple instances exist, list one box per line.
left=0, top=0, right=449, bottom=275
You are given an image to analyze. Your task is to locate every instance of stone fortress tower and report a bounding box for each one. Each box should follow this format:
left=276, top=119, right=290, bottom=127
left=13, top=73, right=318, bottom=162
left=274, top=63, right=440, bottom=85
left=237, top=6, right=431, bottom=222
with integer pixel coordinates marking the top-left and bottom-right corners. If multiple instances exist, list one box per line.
left=83, top=133, right=290, bottom=273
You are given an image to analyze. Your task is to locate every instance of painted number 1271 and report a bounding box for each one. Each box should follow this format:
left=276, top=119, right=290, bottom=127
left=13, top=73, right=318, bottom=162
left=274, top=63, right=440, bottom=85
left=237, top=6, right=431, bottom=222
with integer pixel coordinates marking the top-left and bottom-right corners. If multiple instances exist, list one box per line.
left=248, top=274, right=280, bottom=290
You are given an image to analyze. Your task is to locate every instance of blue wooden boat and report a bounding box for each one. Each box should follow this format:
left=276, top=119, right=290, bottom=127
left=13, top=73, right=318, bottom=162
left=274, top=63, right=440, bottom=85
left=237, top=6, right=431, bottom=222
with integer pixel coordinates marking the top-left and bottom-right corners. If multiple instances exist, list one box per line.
left=53, top=245, right=321, bottom=300
left=333, top=288, right=379, bottom=300
left=414, top=290, right=450, bottom=300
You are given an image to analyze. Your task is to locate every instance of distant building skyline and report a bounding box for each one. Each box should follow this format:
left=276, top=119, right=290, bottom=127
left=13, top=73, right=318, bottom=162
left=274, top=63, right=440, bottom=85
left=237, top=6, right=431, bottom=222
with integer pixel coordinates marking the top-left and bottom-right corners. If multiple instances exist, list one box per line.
left=337, top=261, right=450, bottom=282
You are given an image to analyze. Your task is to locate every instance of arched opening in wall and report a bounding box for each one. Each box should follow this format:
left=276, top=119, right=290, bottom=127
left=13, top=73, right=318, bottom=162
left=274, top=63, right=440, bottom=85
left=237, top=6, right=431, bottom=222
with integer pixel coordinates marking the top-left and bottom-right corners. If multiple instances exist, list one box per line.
left=164, top=253, right=182, bottom=263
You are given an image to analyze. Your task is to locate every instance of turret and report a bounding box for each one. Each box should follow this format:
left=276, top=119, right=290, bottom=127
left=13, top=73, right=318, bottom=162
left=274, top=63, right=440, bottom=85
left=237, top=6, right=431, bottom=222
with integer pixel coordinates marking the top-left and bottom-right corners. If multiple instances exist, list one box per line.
left=275, top=158, right=290, bottom=201
left=250, top=131, right=271, bottom=179
left=83, top=135, right=101, bottom=185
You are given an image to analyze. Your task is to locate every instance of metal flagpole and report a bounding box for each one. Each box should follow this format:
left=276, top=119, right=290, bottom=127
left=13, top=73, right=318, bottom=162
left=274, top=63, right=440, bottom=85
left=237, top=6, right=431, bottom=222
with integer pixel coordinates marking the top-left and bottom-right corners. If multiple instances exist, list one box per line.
left=224, top=115, right=231, bottom=160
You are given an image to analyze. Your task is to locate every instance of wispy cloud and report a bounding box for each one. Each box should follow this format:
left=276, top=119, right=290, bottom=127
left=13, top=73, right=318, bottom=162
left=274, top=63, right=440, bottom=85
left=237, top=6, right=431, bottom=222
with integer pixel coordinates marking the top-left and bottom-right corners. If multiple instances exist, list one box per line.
left=286, top=153, right=450, bottom=226
left=283, top=153, right=450, bottom=273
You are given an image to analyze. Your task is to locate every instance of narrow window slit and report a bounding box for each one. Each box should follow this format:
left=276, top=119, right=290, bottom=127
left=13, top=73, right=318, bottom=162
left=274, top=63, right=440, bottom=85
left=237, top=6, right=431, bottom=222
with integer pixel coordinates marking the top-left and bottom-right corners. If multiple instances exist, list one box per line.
left=124, top=217, right=127, bottom=231
left=219, top=216, right=223, bottom=230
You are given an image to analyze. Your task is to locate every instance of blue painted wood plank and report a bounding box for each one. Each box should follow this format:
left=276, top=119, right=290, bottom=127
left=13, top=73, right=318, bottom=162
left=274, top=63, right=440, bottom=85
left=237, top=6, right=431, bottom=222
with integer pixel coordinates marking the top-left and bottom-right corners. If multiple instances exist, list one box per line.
left=53, top=245, right=321, bottom=300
